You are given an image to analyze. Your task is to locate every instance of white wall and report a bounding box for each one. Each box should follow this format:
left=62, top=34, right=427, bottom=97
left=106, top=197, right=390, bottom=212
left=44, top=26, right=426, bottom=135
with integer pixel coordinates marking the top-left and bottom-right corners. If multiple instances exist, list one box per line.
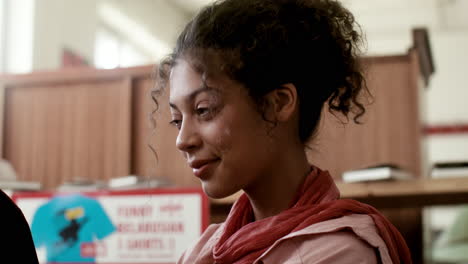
left=0, top=0, right=5, bottom=72
left=32, top=0, right=97, bottom=70
left=98, top=0, right=191, bottom=60
left=425, top=31, right=468, bottom=164
left=428, top=134, right=468, bottom=163
left=3, top=0, right=35, bottom=73
left=427, top=32, right=468, bottom=124
left=0, top=0, right=97, bottom=72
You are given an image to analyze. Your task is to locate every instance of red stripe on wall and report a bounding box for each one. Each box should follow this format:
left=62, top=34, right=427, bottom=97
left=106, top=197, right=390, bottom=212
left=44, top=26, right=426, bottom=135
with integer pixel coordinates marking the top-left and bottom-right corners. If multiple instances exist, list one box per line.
left=424, top=124, right=468, bottom=135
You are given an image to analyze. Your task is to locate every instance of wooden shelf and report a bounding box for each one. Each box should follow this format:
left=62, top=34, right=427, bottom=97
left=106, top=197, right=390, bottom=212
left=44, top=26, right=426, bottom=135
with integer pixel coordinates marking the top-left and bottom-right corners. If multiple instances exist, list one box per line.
left=0, top=181, right=41, bottom=191
left=211, top=177, right=468, bottom=208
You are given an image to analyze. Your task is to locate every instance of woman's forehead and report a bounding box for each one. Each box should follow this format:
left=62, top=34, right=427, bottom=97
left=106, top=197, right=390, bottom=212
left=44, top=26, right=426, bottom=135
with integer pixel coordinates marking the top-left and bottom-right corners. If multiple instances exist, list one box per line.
left=169, top=59, right=198, bottom=82
left=169, top=63, right=202, bottom=103
left=171, top=59, right=233, bottom=90
left=169, top=61, right=223, bottom=104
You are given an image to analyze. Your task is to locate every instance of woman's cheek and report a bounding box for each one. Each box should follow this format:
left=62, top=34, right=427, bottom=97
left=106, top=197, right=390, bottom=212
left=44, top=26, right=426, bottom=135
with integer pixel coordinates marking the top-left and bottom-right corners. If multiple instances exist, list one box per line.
left=204, top=121, right=233, bottom=154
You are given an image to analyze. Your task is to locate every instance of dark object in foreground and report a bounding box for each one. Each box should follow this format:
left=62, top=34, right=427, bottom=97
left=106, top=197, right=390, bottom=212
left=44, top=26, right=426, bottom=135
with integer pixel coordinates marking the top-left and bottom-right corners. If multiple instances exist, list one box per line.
left=0, top=190, right=39, bottom=263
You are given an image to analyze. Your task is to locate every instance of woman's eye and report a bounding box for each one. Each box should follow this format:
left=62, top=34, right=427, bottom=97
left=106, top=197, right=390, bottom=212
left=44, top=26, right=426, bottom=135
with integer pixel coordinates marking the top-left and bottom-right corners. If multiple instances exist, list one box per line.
left=169, top=120, right=182, bottom=129
left=196, top=107, right=210, bottom=116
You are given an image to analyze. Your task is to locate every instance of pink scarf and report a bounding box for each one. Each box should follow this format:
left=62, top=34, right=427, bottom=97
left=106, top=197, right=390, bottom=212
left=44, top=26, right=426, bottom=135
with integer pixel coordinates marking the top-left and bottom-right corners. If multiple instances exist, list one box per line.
left=212, top=166, right=412, bottom=263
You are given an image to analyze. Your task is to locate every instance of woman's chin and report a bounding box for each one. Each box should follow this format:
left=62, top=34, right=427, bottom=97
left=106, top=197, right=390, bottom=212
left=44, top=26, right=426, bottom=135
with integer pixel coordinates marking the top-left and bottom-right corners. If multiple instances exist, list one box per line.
left=201, top=182, right=238, bottom=200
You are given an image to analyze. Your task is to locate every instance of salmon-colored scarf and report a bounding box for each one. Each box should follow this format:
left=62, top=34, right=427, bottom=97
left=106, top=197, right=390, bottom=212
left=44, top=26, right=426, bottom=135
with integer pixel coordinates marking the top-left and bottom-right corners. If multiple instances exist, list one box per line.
left=212, top=166, right=412, bottom=263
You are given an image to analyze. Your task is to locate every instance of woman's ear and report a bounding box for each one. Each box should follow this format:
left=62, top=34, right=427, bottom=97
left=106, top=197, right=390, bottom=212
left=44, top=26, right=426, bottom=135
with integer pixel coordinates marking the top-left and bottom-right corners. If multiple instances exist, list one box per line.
left=264, top=83, right=298, bottom=122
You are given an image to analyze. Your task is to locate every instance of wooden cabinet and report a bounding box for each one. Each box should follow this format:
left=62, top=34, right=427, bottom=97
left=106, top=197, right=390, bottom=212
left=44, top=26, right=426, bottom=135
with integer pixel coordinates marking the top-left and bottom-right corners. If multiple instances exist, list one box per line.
left=0, top=66, right=198, bottom=189
left=1, top=71, right=132, bottom=188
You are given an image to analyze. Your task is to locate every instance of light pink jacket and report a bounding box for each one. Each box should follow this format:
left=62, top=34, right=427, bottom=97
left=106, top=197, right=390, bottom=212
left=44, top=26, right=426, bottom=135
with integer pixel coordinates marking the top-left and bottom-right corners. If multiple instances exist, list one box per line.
left=178, top=214, right=393, bottom=264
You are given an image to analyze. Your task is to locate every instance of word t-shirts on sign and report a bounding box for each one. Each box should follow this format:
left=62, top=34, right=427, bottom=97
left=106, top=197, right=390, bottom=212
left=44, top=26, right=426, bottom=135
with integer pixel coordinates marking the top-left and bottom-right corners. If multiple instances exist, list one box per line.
left=14, top=189, right=208, bottom=264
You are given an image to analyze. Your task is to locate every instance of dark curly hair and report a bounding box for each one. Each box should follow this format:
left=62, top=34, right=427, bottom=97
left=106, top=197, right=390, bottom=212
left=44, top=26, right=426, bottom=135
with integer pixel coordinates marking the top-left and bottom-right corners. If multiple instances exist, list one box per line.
left=155, top=0, right=368, bottom=143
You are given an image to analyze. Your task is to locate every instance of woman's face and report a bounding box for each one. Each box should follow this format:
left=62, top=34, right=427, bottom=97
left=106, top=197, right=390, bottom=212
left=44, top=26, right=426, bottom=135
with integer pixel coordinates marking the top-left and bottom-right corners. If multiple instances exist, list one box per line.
left=169, top=59, right=277, bottom=198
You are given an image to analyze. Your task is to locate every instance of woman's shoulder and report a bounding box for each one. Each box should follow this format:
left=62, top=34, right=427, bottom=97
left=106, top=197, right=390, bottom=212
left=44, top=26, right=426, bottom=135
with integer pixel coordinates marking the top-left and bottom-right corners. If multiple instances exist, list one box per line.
left=177, top=223, right=223, bottom=264
left=255, top=214, right=393, bottom=264
left=258, top=230, right=378, bottom=264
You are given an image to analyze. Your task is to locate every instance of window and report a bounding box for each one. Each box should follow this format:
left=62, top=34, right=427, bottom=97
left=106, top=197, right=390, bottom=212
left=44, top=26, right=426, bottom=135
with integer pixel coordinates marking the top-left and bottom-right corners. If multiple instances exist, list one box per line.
left=94, top=27, right=151, bottom=69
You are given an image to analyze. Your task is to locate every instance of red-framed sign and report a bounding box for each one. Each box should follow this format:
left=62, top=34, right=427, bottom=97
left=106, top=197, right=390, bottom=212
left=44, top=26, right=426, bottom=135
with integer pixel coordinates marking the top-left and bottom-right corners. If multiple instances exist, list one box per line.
left=13, top=188, right=209, bottom=264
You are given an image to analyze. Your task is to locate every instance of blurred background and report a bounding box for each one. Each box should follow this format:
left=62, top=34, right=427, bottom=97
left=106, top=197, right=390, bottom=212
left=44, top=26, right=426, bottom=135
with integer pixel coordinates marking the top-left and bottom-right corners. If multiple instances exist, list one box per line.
left=0, top=0, right=467, bottom=263
left=1, top=0, right=467, bottom=157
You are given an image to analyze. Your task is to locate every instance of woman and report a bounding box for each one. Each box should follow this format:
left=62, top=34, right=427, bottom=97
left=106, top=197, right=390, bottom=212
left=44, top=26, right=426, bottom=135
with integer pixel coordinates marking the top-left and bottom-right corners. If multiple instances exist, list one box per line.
left=156, top=0, right=412, bottom=263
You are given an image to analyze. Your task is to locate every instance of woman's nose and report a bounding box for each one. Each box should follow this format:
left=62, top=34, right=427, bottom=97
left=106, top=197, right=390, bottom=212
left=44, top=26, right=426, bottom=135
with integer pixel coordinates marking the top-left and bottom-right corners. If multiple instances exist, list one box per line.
left=175, top=120, right=201, bottom=153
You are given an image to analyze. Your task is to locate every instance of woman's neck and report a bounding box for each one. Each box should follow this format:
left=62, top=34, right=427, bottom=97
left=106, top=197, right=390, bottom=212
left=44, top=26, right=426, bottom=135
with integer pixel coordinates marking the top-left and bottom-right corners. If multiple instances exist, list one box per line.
left=244, top=147, right=311, bottom=221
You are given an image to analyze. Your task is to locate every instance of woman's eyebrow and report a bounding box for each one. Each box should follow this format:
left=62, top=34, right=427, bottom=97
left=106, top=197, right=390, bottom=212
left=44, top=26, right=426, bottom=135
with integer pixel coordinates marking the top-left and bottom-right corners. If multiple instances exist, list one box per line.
left=169, top=86, right=221, bottom=110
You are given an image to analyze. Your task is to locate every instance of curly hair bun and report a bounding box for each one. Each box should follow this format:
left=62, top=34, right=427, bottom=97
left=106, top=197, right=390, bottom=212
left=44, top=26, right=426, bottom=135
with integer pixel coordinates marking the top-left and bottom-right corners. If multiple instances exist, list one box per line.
left=157, top=0, right=368, bottom=143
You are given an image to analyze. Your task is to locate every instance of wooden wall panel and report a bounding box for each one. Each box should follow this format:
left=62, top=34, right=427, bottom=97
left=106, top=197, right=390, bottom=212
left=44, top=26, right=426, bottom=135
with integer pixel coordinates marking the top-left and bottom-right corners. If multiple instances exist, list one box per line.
left=132, top=77, right=199, bottom=186
left=309, top=53, right=422, bottom=180
left=3, top=79, right=132, bottom=188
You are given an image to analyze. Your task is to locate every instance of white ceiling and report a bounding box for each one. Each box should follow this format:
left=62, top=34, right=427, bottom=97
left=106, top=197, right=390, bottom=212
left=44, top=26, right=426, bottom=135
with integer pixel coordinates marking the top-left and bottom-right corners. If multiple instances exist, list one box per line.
left=168, top=0, right=468, bottom=33
left=99, top=0, right=468, bottom=60
left=169, top=0, right=212, bottom=15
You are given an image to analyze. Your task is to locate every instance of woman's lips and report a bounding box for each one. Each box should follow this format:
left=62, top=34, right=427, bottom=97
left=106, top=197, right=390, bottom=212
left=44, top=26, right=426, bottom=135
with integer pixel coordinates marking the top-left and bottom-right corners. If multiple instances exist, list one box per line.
left=189, top=159, right=220, bottom=179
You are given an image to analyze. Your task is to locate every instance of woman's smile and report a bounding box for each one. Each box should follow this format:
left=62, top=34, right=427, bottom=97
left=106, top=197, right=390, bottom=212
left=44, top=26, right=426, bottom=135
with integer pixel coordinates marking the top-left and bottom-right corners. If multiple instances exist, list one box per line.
left=189, top=158, right=221, bottom=179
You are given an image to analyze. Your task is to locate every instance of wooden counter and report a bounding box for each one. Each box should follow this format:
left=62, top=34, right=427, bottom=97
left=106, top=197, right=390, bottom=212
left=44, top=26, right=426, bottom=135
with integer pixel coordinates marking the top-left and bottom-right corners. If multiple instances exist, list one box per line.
left=211, top=177, right=468, bottom=209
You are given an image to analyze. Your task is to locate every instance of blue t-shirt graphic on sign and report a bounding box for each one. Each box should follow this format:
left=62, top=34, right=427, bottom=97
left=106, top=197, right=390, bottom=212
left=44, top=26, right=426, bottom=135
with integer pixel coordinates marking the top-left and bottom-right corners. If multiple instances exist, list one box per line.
left=31, top=194, right=116, bottom=263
